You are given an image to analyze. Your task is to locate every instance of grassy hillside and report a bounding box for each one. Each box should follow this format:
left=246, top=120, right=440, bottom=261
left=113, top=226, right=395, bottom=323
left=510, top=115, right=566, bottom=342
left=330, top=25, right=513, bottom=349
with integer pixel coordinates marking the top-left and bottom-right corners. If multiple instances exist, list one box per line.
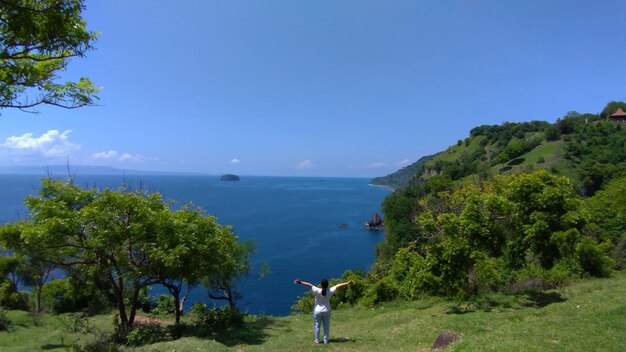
left=2, top=271, right=624, bottom=351
left=374, top=118, right=626, bottom=199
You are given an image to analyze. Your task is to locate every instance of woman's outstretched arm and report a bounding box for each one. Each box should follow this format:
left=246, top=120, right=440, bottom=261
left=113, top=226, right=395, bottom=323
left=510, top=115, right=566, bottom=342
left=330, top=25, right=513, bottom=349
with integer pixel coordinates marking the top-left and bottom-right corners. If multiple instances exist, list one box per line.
left=333, top=279, right=355, bottom=290
left=294, top=279, right=314, bottom=288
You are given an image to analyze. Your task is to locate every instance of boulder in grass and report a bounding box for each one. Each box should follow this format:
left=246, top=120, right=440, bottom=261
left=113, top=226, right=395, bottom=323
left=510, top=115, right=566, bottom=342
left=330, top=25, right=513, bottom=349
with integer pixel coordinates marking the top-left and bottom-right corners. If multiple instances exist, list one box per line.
left=431, top=330, right=459, bottom=350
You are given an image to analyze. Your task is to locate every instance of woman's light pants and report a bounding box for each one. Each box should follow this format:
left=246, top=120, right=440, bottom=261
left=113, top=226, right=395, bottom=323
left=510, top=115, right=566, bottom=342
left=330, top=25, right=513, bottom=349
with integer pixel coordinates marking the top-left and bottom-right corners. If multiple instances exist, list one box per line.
left=313, top=311, right=330, bottom=343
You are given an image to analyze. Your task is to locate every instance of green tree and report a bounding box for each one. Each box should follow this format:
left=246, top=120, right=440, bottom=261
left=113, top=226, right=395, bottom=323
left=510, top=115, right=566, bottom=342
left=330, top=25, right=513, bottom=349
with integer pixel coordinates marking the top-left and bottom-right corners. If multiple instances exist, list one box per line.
left=544, top=125, right=561, bottom=141
left=151, top=205, right=253, bottom=323
left=0, top=0, right=99, bottom=112
left=0, top=222, right=56, bottom=314
left=586, top=177, right=626, bottom=269
left=2, top=178, right=252, bottom=329
left=378, top=190, right=417, bottom=260
left=205, top=237, right=253, bottom=309
left=500, top=170, right=587, bottom=268
left=12, top=180, right=161, bottom=326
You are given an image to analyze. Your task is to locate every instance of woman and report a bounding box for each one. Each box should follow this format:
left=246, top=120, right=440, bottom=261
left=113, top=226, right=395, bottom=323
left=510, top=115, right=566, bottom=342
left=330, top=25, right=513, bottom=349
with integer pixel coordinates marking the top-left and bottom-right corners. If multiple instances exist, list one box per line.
left=294, top=278, right=354, bottom=344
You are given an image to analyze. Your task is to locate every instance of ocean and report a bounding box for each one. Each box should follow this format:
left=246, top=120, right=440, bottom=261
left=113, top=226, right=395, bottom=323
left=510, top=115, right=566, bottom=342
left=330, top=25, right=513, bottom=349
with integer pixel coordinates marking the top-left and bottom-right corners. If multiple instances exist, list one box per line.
left=0, top=174, right=391, bottom=316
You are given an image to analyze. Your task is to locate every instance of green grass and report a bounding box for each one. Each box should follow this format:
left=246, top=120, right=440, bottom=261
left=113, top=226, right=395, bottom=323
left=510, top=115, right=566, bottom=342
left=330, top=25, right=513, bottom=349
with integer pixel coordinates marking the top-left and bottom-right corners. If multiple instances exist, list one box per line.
left=2, top=271, right=625, bottom=351
left=491, top=140, right=582, bottom=179
left=0, top=310, right=113, bottom=351
left=426, top=136, right=485, bottom=165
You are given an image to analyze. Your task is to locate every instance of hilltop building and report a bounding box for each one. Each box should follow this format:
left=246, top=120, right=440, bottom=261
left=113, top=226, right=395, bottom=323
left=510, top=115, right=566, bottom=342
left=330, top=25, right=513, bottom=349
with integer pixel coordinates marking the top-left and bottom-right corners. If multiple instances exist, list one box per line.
left=609, top=107, right=626, bottom=124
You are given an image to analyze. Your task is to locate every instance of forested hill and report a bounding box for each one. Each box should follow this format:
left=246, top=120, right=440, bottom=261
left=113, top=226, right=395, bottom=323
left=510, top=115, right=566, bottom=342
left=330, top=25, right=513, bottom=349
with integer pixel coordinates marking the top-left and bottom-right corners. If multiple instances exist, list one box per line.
left=371, top=101, right=626, bottom=195
left=370, top=154, right=437, bottom=189
left=294, top=101, right=626, bottom=313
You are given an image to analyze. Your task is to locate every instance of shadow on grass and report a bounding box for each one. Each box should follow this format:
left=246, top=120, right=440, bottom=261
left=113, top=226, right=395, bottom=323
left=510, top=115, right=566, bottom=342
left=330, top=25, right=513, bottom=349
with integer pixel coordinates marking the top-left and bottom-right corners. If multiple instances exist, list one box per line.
left=205, top=316, right=277, bottom=346
left=329, top=337, right=354, bottom=343
left=41, top=343, right=68, bottom=350
left=446, top=291, right=567, bottom=314
left=135, top=315, right=278, bottom=347
left=522, top=291, right=567, bottom=308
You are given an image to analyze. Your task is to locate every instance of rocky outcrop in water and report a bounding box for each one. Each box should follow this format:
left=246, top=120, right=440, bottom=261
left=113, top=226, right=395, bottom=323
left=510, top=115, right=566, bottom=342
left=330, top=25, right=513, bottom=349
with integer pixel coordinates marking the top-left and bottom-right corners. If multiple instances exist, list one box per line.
left=220, top=174, right=240, bottom=181
left=365, top=213, right=383, bottom=229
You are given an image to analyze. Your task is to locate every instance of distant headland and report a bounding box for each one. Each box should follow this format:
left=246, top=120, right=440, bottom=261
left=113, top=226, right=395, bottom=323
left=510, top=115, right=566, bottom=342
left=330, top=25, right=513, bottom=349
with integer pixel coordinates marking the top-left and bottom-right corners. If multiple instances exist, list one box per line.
left=220, top=174, right=240, bottom=181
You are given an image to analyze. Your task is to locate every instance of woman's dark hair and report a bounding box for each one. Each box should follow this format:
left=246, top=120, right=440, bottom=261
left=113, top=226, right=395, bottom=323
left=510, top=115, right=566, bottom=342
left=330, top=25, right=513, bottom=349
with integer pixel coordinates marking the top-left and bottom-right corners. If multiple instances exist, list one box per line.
left=321, top=279, right=329, bottom=296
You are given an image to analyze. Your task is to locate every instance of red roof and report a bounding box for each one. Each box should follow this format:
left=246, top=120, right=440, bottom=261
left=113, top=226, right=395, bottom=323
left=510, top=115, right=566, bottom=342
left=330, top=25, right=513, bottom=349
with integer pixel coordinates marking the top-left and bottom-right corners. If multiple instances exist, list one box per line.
left=610, top=107, right=626, bottom=118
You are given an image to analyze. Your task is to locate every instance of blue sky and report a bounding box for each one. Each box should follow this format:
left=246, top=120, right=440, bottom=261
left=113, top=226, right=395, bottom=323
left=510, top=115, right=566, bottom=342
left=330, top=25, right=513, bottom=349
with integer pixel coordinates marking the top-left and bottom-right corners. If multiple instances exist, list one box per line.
left=0, top=0, right=624, bottom=177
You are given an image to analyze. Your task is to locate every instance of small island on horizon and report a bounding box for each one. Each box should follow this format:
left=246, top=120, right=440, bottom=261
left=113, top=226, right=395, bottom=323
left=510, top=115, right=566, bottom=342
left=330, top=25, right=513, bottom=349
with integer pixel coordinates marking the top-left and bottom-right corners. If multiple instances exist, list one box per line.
left=220, top=174, right=240, bottom=181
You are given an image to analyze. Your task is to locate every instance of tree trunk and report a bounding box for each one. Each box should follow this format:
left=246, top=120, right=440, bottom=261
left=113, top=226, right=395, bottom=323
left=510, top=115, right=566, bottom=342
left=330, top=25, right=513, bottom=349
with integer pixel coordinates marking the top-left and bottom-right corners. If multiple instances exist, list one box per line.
left=110, top=273, right=128, bottom=327
left=128, top=284, right=141, bottom=327
left=35, top=283, right=43, bottom=314
left=164, top=283, right=183, bottom=324
left=179, top=290, right=190, bottom=317
left=173, top=292, right=181, bottom=324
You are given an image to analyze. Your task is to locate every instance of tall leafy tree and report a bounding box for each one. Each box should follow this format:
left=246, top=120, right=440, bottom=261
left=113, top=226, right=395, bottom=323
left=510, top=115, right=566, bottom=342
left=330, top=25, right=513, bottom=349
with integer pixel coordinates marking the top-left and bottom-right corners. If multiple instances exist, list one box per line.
left=0, top=0, right=99, bottom=112
left=151, top=205, right=253, bottom=323
left=2, top=178, right=253, bottom=328
left=498, top=171, right=587, bottom=268
left=205, top=236, right=253, bottom=309
left=5, top=179, right=169, bottom=326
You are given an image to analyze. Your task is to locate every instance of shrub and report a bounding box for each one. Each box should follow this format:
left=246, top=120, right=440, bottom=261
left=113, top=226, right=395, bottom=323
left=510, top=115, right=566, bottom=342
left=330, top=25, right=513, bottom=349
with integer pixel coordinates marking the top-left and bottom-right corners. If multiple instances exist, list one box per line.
left=187, top=304, right=244, bottom=330
left=508, top=158, right=525, bottom=166
left=188, top=302, right=209, bottom=325
left=41, top=278, right=111, bottom=315
left=331, top=270, right=369, bottom=308
left=545, top=258, right=583, bottom=285
left=474, top=257, right=509, bottom=293
left=0, top=281, right=29, bottom=310
left=71, top=334, right=119, bottom=352
left=544, top=125, right=561, bottom=141
left=0, top=308, right=11, bottom=331
left=291, top=291, right=314, bottom=314
left=150, top=294, right=174, bottom=316
left=577, top=236, right=615, bottom=277
left=125, top=322, right=165, bottom=346
left=513, top=259, right=581, bottom=288
left=42, top=278, right=76, bottom=314
left=359, top=277, right=399, bottom=306
left=613, top=234, right=626, bottom=269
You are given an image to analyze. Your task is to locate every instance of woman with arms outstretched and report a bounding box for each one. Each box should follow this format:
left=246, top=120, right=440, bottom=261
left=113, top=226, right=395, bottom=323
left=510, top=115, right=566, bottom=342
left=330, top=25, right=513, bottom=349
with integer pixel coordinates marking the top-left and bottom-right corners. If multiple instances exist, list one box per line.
left=294, top=278, right=354, bottom=344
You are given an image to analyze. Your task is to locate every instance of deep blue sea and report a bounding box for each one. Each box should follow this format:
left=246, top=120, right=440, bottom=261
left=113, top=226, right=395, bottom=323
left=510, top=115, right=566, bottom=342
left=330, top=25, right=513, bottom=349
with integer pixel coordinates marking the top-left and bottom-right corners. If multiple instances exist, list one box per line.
left=0, top=174, right=391, bottom=316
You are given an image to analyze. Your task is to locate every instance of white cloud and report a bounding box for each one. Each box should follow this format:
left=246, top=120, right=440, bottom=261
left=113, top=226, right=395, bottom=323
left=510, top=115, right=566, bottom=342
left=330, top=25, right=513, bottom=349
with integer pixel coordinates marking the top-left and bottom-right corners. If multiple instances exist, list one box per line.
left=369, top=162, right=387, bottom=168
left=90, top=150, right=155, bottom=163
left=395, top=159, right=411, bottom=167
left=296, top=159, right=314, bottom=170
left=231, top=158, right=240, bottom=164
left=92, top=150, right=119, bottom=160
left=119, top=153, right=153, bottom=162
left=1, top=130, right=80, bottom=157
left=119, top=153, right=134, bottom=161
